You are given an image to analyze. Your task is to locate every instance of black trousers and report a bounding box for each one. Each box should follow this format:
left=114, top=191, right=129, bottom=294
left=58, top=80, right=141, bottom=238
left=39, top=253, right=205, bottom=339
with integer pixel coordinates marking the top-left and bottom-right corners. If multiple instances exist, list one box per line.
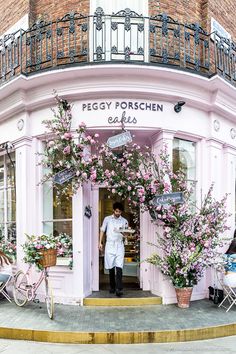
left=109, top=267, right=123, bottom=291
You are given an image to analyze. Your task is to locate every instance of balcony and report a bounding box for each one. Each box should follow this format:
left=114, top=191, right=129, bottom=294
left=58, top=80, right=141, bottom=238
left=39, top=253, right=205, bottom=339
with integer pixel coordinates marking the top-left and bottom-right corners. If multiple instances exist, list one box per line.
left=0, top=8, right=236, bottom=88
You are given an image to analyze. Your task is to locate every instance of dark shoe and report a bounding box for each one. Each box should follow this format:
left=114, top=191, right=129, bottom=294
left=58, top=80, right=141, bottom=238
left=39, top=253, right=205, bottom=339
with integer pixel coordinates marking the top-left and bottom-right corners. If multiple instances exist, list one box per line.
left=116, top=290, right=123, bottom=297
left=109, top=289, right=115, bottom=294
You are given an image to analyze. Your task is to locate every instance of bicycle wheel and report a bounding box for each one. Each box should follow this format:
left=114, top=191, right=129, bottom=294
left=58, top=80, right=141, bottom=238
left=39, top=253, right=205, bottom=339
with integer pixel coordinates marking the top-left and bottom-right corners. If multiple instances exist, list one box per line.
left=13, top=270, right=28, bottom=306
left=45, top=276, right=54, bottom=319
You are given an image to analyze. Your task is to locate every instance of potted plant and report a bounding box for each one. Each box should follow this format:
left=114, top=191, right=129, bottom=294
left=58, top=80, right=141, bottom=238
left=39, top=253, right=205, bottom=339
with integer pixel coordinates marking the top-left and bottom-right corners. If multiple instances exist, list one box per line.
left=22, top=234, right=57, bottom=270
left=146, top=184, right=230, bottom=308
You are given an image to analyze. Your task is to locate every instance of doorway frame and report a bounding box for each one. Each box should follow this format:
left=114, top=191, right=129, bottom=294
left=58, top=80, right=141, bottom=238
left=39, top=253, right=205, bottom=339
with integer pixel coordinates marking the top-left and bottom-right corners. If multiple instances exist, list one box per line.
left=91, top=185, right=143, bottom=291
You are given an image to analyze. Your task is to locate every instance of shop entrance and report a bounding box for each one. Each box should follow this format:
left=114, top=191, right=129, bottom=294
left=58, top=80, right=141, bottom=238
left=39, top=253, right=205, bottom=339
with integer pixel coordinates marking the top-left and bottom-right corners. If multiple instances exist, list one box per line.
left=99, top=188, right=140, bottom=290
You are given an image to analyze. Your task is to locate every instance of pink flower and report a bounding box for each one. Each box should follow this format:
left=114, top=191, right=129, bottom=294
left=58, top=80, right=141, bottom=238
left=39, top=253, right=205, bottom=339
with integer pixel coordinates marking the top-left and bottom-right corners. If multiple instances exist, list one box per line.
left=63, top=132, right=73, bottom=140
left=47, top=141, right=55, bottom=148
left=63, top=146, right=71, bottom=155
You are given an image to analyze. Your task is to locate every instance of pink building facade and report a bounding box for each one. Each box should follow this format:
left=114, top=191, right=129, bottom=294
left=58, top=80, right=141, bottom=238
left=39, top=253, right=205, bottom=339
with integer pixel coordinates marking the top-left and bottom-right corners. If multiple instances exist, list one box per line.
left=0, top=64, right=235, bottom=304
left=0, top=4, right=236, bottom=305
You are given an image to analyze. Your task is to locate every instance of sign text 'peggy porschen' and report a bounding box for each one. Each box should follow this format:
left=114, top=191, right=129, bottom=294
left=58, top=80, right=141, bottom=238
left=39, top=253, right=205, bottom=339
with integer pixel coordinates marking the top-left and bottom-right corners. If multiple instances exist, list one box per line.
left=81, top=100, right=164, bottom=125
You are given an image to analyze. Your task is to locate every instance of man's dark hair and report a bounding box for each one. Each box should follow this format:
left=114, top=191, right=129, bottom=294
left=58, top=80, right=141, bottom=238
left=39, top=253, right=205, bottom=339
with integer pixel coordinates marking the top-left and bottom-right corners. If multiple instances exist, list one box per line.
left=113, top=202, right=124, bottom=211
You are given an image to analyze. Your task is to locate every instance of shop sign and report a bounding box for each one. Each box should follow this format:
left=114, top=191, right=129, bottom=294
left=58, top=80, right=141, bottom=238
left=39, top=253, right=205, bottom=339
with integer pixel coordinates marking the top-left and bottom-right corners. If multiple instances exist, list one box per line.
left=151, top=192, right=184, bottom=206
left=54, top=168, right=76, bottom=184
left=80, top=100, right=165, bottom=126
left=107, top=131, right=132, bottom=149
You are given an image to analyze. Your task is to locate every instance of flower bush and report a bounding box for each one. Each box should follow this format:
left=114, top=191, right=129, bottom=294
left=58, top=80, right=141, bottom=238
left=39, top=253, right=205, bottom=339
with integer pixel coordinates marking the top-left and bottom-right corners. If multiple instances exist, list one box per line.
left=55, top=232, right=72, bottom=258
left=41, top=94, right=104, bottom=199
left=55, top=232, right=73, bottom=269
left=41, top=95, right=230, bottom=287
left=41, top=95, right=193, bottom=222
left=0, top=240, right=16, bottom=261
left=23, top=234, right=57, bottom=270
left=146, top=184, right=230, bottom=288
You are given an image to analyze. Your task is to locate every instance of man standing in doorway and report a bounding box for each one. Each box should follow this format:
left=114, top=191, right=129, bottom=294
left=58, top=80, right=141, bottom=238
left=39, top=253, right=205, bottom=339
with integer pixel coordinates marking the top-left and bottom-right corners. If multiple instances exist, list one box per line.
left=99, top=202, right=128, bottom=297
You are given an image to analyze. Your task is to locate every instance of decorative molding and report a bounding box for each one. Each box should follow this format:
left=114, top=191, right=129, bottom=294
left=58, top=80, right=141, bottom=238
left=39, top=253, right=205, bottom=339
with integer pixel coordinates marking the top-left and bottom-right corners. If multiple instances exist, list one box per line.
left=230, top=128, right=236, bottom=139
left=213, top=119, right=220, bottom=131
left=17, top=118, right=24, bottom=131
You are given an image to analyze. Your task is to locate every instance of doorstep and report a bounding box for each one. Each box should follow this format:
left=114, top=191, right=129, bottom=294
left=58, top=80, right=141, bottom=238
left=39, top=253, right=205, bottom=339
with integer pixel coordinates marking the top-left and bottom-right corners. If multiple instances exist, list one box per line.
left=84, top=290, right=162, bottom=306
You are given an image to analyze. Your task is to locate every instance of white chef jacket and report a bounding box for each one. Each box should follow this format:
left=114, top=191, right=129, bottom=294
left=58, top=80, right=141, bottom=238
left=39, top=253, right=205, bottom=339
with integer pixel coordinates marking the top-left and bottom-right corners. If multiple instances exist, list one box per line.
left=100, top=215, right=128, bottom=269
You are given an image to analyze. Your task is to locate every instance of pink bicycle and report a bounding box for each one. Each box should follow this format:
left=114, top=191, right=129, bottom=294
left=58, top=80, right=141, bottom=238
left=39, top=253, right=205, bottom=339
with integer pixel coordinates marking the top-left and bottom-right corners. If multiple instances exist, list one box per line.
left=13, top=265, right=54, bottom=319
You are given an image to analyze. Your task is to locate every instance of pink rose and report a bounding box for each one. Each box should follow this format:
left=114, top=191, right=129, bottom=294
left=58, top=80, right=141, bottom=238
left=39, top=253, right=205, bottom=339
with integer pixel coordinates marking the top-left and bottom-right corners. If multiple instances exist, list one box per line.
left=63, top=146, right=71, bottom=155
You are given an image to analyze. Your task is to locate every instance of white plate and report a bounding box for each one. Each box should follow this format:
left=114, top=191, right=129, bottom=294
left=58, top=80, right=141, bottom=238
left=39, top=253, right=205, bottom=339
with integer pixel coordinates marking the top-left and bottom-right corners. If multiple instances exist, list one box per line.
left=118, top=229, right=135, bottom=234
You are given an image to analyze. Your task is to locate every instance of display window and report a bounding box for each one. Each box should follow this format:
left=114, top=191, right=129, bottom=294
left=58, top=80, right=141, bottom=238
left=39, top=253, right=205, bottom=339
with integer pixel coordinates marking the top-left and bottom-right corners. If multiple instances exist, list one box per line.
left=0, top=152, right=16, bottom=242
left=42, top=170, right=72, bottom=250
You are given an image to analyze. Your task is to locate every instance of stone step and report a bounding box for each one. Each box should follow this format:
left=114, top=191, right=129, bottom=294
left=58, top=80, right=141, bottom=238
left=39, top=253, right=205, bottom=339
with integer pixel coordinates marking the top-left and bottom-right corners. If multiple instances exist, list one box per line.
left=83, top=296, right=162, bottom=306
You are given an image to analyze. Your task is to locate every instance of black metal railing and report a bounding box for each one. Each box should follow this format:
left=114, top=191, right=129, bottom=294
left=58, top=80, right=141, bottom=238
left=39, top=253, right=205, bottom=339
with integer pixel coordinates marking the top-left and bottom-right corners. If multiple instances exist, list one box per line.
left=0, top=8, right=236, bottom=87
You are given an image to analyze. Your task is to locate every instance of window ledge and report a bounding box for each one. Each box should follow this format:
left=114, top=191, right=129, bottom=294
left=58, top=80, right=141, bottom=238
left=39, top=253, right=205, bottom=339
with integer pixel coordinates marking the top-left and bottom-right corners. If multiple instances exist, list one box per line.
left=56, top=257, right=72, bottom=267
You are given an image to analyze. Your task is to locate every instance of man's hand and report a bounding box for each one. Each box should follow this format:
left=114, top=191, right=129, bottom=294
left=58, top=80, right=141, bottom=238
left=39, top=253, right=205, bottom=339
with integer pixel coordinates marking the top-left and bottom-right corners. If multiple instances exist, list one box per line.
left=99, top=243, right=103, bottom=251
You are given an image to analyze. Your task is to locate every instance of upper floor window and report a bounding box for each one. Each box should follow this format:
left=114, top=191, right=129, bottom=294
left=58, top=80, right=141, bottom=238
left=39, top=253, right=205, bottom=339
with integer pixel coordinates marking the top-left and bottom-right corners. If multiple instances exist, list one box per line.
left=91, top=0, right=148, bottom=15
left=91, top=1, right=148, bottom=62
left=0, top=152, right=16, bottom=242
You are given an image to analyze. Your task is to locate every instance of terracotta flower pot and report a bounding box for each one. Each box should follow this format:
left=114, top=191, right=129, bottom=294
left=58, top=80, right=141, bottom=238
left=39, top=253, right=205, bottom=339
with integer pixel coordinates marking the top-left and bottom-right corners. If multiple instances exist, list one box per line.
left=175, top=287, right=193, bottom=308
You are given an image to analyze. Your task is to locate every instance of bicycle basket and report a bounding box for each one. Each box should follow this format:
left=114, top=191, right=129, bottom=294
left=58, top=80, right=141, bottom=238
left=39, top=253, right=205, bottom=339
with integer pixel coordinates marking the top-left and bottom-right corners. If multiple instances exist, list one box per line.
left=38, top=249, right=57, bottom=268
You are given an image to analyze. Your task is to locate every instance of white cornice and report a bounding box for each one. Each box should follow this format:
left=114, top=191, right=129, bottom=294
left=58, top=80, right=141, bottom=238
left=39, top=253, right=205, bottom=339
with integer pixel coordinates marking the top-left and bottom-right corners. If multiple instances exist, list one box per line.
left=0, top=65, right=235, bottom=123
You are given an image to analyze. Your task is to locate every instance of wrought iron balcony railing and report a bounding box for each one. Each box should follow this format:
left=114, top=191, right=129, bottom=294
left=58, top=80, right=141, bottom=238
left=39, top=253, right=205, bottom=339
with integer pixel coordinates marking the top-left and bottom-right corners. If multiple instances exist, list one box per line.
left=0, top=8, right=236, bottom=87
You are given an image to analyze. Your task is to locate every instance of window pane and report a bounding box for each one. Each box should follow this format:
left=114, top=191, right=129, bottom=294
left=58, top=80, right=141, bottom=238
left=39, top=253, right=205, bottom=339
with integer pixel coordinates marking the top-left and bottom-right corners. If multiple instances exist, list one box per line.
left=6, top=153, right=15, bottom=188
left=43, top=179, right=72, bottom=220
left=53, top=188, right=72, bottom=220
left=43, top=179, right=53, bottom=221
left=7, top=187, right=16, bottom=222
left=43, top=221, right=72, bottom=237
left=0, top=157, right=4, bottom=188
left=0, top=189, right=4, bottom=223
left=0, top=223, right=4, bottom=241
left=173, top=139, right=196, bottom=181
left=7, top=222, right=16, bottom=242
left=0, top=153, right=16, bottom=243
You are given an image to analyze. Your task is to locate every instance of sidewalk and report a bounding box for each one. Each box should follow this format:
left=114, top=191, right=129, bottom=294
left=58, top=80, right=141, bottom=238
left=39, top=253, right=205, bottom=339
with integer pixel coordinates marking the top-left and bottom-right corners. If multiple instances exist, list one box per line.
left=1, top=299, right=236, bottom=344
left=1, top=336, right=236, bottom=354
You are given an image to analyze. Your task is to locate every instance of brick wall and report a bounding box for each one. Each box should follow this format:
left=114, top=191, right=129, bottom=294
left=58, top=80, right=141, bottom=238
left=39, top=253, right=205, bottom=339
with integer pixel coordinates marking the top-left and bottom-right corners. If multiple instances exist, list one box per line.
left=0, top=0, right=29, bottom=35
left=149, top=0, right=236, bottom=41
left=207, top=0, right=236, bottom=41
left=30, top=0, right=90, bottom=25
left=0, top=0, right=90, bottom=34
left=149, top=0, right=202, bottom=27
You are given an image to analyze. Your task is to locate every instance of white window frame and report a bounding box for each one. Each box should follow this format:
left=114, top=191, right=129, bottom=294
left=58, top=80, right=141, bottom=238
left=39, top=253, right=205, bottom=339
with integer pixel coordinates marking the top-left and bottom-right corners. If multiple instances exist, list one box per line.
left=0, top=152, right=16, bottom=242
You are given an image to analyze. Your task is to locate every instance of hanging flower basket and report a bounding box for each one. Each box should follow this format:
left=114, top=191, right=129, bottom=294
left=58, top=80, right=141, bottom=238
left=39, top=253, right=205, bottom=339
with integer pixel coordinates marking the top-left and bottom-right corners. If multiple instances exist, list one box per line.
left=23, top=234, right=58, bottom=270
left=37, top=248, right=57, bottom=268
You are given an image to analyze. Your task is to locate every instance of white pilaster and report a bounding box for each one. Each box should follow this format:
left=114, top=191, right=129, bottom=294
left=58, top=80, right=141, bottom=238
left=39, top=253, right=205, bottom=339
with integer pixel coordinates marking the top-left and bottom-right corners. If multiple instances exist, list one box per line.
left=205, top=139, right=223, bottom=199
left=15, top=137, right=34, bottom=268
left=72, top=187, right=84, bottom=300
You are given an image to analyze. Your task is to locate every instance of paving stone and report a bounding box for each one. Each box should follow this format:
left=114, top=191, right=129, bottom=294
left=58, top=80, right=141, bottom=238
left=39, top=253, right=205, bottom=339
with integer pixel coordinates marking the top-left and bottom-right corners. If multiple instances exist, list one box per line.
left=1, top=299, right=236, bottom=332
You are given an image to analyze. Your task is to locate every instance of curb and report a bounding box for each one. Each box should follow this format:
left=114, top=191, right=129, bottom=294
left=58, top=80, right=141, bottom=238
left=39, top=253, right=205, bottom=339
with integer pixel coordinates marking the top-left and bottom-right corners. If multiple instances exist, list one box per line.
left=1, top=323, right=236, bottom=344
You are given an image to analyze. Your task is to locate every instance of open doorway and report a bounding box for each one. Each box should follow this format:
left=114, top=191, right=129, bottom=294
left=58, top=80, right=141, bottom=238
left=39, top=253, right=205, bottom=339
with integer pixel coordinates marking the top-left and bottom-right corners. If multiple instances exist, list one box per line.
left=99, top=188, right=140, bottom=290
